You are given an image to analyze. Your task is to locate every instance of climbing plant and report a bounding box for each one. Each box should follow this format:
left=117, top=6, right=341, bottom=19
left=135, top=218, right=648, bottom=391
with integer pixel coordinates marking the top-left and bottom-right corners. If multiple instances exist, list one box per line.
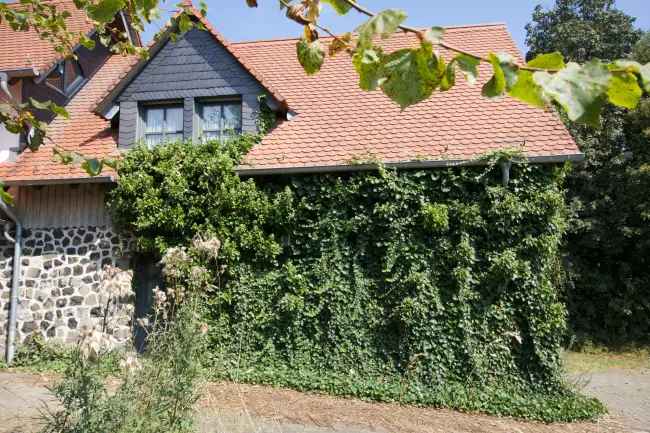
left=108, top=140, right=605, bottom=421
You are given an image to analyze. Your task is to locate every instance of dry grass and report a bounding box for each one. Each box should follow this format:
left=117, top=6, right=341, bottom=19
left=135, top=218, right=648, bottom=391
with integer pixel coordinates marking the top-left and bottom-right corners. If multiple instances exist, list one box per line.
left=196, top=381, right=625, bottom=433
left=563, top=348, right=650, bottom=374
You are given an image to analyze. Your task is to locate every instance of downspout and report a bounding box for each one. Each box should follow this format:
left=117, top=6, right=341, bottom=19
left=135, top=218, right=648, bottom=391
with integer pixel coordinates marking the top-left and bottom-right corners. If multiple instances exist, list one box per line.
left=0, top=200, right=22, bottom=365
left=500, top=160, right=512, bottom=186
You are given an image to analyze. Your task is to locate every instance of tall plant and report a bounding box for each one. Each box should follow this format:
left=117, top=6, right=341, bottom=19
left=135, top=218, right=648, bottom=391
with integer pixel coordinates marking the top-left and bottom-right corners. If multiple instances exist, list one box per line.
left=41, top=236, right=220, bottom=433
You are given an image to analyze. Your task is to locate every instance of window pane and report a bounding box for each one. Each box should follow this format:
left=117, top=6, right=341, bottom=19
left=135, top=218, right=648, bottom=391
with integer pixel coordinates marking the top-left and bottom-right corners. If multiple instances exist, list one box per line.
left=145, top=133, right=163, bottom=147
left=145, top=108, right=164, bottom=133
left=201, top=105, right=221, bottom=132
left=222, top=103, right=242, bottom=135
left=165, top=132, right=184, bottom=143
left=202, top=131, right=219, bottom=142
left=46, top=64, right=64, bottom=91
left=165, top=107, right=183, bottom=133
left=64, top=59, right=83, bottom=91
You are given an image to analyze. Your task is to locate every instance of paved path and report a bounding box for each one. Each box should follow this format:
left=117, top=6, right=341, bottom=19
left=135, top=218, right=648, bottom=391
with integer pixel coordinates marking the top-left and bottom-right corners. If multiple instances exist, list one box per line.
left=0, top=370, right=643, bottom=433
left=577, top=370, right=650, bottom=432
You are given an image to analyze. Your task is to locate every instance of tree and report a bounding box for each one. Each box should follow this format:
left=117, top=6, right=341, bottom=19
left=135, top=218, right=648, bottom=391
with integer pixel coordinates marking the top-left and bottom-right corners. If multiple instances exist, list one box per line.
left=525, top=0, right=642, bottom=63
left=526, top=1, right=650, bottom=345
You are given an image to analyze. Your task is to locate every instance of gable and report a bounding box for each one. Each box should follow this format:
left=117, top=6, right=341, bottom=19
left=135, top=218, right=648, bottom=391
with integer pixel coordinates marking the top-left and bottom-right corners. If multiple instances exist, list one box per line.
left=116, top=27, right=273, bottom=147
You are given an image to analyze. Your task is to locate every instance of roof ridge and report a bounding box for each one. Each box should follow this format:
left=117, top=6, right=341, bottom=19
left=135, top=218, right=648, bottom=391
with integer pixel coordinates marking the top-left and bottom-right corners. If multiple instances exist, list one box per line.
left=230, top=22, right=508, bottom=46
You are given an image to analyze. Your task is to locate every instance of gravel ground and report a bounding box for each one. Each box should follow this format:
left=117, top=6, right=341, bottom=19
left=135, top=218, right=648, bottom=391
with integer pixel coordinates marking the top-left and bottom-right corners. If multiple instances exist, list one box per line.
left=576, top=370, right=650, bottom=432
left=0, top=370, right=644, bottom=433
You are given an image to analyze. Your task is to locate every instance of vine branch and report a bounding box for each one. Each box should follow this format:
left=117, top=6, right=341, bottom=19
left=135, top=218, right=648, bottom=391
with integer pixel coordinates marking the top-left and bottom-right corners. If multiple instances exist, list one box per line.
left=340, top=0, right=563, bottom=72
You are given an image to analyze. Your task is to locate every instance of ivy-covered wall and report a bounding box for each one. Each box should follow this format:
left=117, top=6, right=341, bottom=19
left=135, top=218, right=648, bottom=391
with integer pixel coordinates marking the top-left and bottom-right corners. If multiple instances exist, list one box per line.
left=108, top=140, right=603, bottom=421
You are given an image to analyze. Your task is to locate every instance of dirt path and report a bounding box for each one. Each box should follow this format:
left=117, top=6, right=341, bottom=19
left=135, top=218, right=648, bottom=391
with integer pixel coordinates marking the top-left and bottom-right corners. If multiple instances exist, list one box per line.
left=0, top=370, right=638, bottom=433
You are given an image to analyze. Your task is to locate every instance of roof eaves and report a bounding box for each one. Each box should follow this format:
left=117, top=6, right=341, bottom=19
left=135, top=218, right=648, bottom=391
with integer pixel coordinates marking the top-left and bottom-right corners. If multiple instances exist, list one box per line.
left=2, top=175, right=115, bottom=187
left=235, top=153, right=585, bottom=176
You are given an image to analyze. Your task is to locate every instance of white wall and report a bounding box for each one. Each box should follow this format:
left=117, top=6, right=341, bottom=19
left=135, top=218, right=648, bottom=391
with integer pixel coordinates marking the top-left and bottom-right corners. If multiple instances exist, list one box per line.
left=0, top=80, right=21, bottom=163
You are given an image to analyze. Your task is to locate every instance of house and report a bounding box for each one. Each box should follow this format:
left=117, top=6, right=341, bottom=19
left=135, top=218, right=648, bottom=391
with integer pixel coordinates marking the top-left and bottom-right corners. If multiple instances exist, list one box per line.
left=0, top=0, right=580, bottom=360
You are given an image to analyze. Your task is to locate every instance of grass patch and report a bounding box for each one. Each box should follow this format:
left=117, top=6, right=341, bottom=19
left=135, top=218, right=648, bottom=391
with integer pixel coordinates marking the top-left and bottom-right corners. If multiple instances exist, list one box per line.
left=0, top=335, right=122, bottom=375
left=563, top=346, right=650, bottom=374
left=207, top=365, right=606, bottom=423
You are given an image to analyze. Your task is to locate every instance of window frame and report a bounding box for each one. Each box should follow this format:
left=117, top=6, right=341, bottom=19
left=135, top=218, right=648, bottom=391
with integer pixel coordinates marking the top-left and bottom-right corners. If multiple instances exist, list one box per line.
left=44, top=59, right=86, bottom=96
left=197, top=98, right=242, bottom=142
left=140, top=102, right=185, bottom=148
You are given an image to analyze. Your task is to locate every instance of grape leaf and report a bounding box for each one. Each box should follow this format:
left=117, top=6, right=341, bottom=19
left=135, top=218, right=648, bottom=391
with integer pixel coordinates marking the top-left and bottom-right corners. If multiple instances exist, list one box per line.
left=356, top=9, right=407, bottom=49
left=452, top=54, right=480, bottom=85
left=297, top=38, right=325, bottom=75
left=380, top=47, right=436, bottom=109
left=322, top=0, right=352, bottom=15
left=482, top=53, right=506, bottom=98
left=607, top=71, right=642, bottom=109
left=353, top=48, right=386, bottom=91
left=508, top=70, right=546, bottom=108
left=87, top=0, right=124, bottom=22
left=533, top=60, right=610, bottom=126
left=422, top=26, right=445, bottom=45
left=527, top=52, right=565, bottom=70
left=613, top=60, right=650, bottom=93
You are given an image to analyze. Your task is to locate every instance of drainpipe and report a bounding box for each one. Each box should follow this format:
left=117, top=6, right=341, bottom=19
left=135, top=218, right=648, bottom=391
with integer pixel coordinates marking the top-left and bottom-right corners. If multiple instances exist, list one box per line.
left=500, top=160, right=512, bottom=186
left=0, top=200, right=22, bottom=365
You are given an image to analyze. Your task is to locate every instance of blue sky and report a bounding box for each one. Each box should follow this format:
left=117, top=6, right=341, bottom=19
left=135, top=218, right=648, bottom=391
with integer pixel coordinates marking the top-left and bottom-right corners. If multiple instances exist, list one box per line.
left=144, top=0, right=648, bottom=55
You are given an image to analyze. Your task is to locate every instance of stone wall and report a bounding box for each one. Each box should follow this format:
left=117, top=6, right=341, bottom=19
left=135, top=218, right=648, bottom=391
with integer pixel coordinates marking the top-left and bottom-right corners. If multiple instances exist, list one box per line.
left=0, top=226, right=133, bottom=355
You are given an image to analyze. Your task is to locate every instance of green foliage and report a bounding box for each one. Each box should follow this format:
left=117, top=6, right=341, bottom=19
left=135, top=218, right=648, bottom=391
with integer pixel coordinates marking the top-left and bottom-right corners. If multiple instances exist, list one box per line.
left=297, top=38, right=325, bottom=75
left=525, top=0, right=642, bottom=63
left=107, top=136, right=284, bottom=268
left=41, top=242, right=213, bottom=433
left=109, top=143, right=605, bottom=421
left=526, top=0, right=650, bottom=346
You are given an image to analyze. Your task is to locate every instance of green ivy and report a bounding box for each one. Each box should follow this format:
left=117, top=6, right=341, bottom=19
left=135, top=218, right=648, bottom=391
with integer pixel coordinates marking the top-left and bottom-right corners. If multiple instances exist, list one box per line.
left=109, top=140, right=605, bottom=422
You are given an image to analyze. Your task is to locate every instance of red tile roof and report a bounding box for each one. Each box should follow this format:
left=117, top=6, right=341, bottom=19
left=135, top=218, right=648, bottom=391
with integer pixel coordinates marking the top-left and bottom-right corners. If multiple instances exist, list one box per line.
left=0, top=53, right=137, bottom=184
left=0, top=0, right=94, bottom=74
left=0, top=13, right=580, bottom=184
left=231, top=24, right=579, bottom=173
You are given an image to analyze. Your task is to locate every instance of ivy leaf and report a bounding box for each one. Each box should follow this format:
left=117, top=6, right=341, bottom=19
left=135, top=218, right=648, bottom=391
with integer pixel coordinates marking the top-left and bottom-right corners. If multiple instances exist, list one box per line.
left=322, top=0, right=352, bottom=15
left=356, top=9, right=407, bottom=49
left=607, top=71, right=642, bottom=109
left=81, top=158, right=103, bottom=176
left=526, top=52, right=565, bottom=70
left=87, top=0, right=124, bottom=22
left=297, top=38, right=325, bottom=75
left=353, top=48, right=386, bottom=91
left=422, top=26, right=445, bottom=45
left=508, top=70, right=546, bottom=108
left=533, top=60, right=610, bottom=126
left=380, top=47, right=435, bottom=109
left=452, top=54, right=480, bottom=85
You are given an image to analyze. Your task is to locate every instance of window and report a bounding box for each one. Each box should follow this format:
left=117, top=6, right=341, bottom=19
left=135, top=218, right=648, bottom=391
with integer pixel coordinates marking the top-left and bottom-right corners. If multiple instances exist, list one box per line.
left=142, top=105, right=184, bottom=147
left=45, top=59, right=84, bottom=95
left=198, top=101, right=242, bottom=141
